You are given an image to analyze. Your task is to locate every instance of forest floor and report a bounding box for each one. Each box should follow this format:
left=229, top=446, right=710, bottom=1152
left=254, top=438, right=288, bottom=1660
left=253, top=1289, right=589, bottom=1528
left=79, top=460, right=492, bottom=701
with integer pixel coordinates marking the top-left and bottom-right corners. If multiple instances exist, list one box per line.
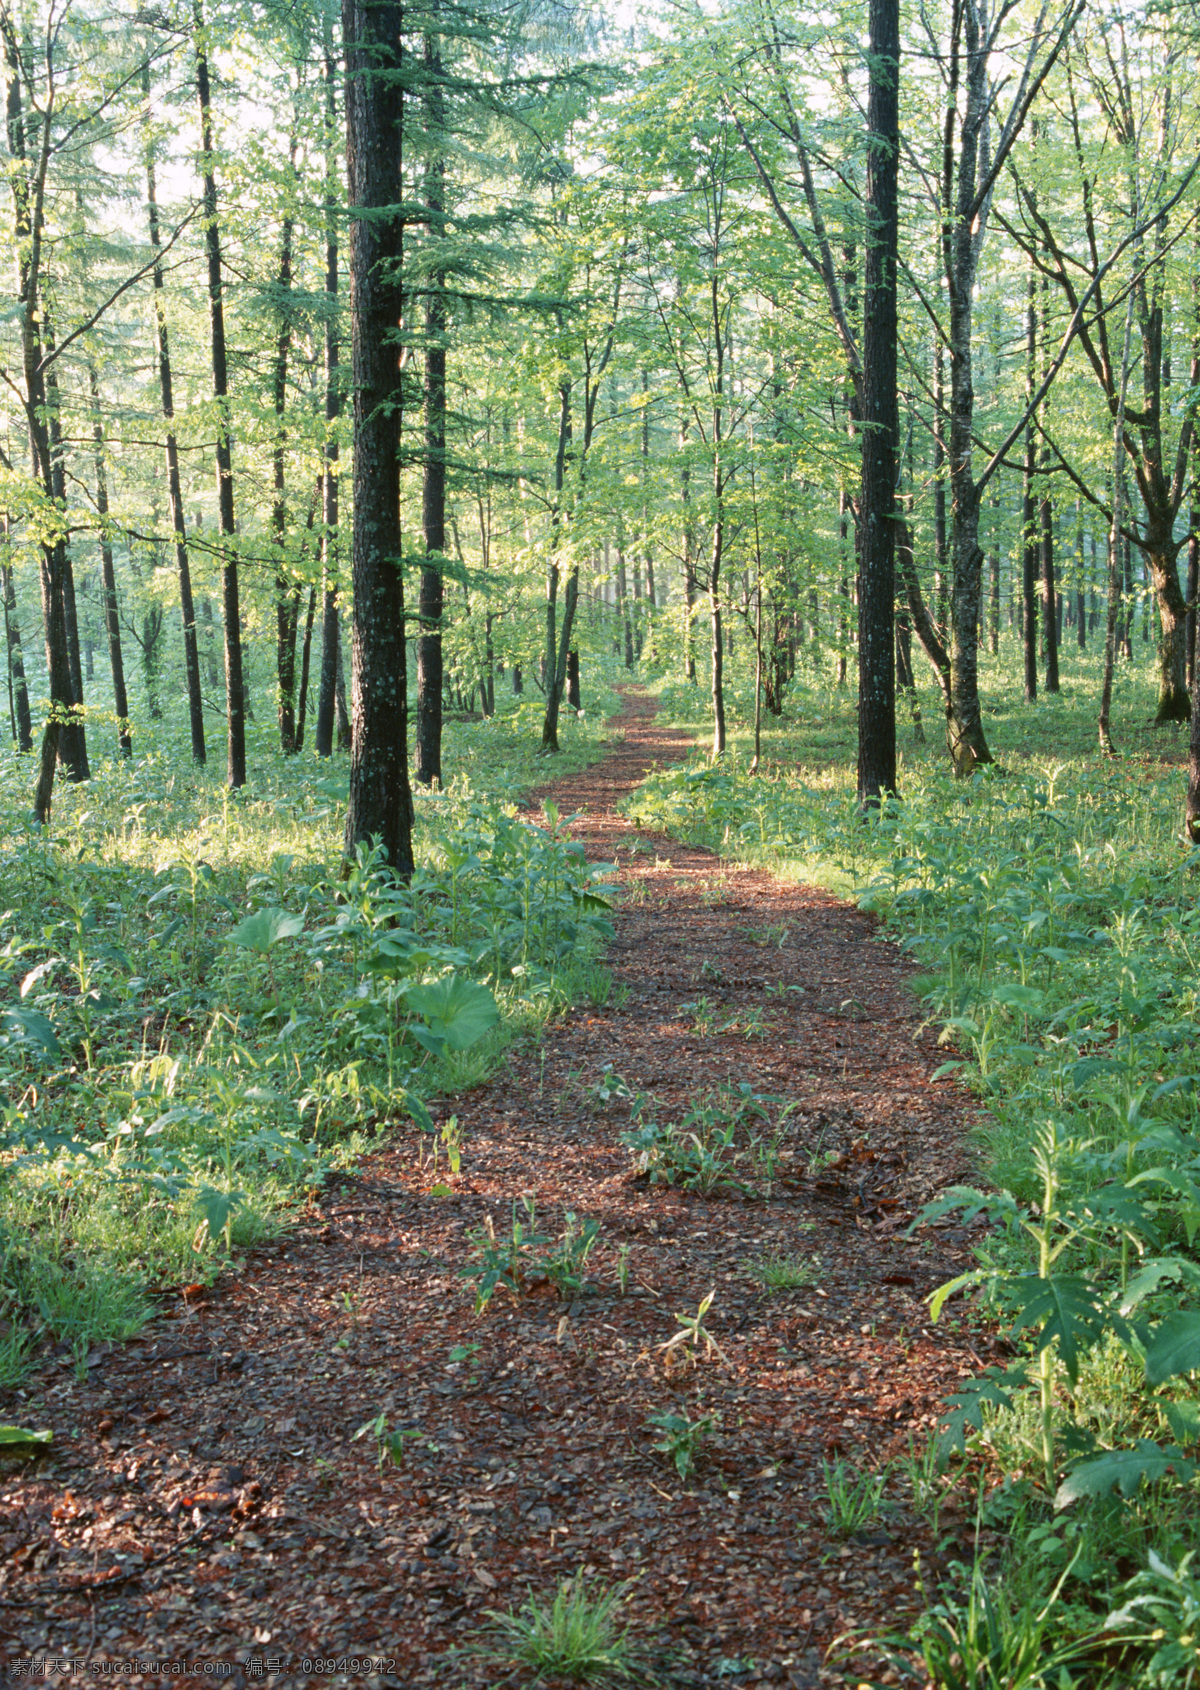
left=3, top=690, right=998, bottom=1690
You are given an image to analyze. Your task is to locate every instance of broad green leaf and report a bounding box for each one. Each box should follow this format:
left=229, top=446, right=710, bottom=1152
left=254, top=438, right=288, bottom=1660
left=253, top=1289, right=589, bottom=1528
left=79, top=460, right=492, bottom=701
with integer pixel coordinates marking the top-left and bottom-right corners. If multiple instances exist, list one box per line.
left=1, top=1006, right=62, bottom=1060
left=928, top=1268, right=989, bottom=1321
left=226, top=908, right=304, bottom=952
left=194, top=1186, right=243, bottom=1242
left=1121, top=1257, right=1200, bottom=1314
left=406, top=976, right=499, bottom=1051
left=1056, top=1441, right=1196, bottom=1508
left=990, top=983, right=1046, bottom=1013
left=1010, top=1274, right=1111, bottom=1383
left=1145, top=1310, right=1200, bottom=1385
left=0, top=1425, right=52, bottom=1448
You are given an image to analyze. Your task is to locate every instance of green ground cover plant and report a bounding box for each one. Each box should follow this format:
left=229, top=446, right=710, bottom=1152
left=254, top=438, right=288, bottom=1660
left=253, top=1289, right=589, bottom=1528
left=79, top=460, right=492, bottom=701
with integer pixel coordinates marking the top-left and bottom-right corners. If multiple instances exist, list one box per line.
left=0, top=688, right=620, bottom=1380
left=633, top=648, right=1200, bottom=1685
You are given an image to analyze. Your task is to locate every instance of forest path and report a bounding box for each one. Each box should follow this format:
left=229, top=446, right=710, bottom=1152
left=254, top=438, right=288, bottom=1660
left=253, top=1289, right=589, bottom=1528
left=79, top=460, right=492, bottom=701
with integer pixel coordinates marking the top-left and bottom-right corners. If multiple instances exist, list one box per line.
left=6, top=688, right=990, bottom=1690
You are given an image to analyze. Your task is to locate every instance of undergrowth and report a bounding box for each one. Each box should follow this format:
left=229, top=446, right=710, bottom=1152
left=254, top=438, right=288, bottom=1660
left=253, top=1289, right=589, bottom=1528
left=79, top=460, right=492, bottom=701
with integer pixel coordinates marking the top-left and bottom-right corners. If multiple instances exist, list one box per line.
left=0, top=684, right=621, bottom=1380
left=634, top=651, right=1200, bottom=1686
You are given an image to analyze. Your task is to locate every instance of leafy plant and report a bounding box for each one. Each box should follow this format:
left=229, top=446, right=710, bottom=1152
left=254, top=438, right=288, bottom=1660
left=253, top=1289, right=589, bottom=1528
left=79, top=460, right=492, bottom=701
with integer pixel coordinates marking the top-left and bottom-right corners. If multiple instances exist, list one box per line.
left=540, top=1213, right=602, bottom=1298
left=1106, top=1549, right=1200, bottom=1687
left=646, top=1408, right=718, bottom=1479
left=353, top=1411, right=425, bottom=1471
left=822, top=1457, right=889, bottom=1539
left=460, top=1198, right=551, bottom=1312
left=902, top=1555, right=1109, bottom=1690
left=745, top=1252, right=820, bottom=1292
left=658, top=1291, right=725, bottom=1370
left=587, top=1063, right=633, bottom=1109
left=478, top=1572, right=640, bottom=1683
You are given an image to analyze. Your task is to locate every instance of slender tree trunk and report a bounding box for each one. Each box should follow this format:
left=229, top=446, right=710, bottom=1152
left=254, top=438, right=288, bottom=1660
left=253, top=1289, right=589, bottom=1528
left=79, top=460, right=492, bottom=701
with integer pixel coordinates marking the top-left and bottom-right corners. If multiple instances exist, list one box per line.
left=295, top=586, right=317, bottom=752
left=315, top=36, right=342, bottom=762
left=1022, top=248, right=1039, bottom=703
left=195, top=0, right=245, bottom=789
left=1101, top=294, right=1137, bottom=755
left=933, top=338, right=948, bottom=635
left=856, top=0, right=899, bottom=807
left=542, top=372, right=571, bottom=752
left=1039, top=276, right=1059, bottom=693
left=343, top=0, right=413, bottom=871
left=616, top=537, right=634, bottom=668
left=415, top=24, right=445, bottom=786
left=1, top=548, right=32, bottom=751
left=87, top=361, right=131, bottom=755
left=271, top=136, right=299, bottom=754
left=144, top=66, right=205, bottom=765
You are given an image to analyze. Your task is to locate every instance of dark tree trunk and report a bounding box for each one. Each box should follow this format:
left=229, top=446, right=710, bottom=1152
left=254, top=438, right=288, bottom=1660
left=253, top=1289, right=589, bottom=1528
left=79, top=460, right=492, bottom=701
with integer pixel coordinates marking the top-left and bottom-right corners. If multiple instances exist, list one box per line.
left=932, top=339, right=948, bottom=636
left=1023, top=247, right=1038, bottom=702
left=195, top=0, right=245, bottom=788
left=87, top=362, right=131, bottom=755
left=43, top=348, right=89, bottom=780
left=316, top=28, right=342, bottom=762
left=512, top=663, right=522, bottom=695
left=1, top=550, right=32, bottom=751
left=343, top=0, right=413, bottom=871
left=415, top=26, right=445, bottom=787
left=295, top=586, right=317, bottom=752
left=566, top=648, right=580, bottom=710
left=1039, top=276, right=1059, bottom=693
left=145, top=64, right=205, bottom=765
left=271, top=137, right=299, bottom=754
left=616, top=541, right=634, bottom=668
left=856, top=0, right=899, bottom=806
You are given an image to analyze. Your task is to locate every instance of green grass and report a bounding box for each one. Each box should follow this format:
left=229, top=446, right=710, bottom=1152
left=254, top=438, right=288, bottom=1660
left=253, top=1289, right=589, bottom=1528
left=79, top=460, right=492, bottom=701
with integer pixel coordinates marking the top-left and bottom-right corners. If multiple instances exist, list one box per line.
left=476, top=1571, right=642, bottom=1683
left=0, top=676, right=625, bottom=1377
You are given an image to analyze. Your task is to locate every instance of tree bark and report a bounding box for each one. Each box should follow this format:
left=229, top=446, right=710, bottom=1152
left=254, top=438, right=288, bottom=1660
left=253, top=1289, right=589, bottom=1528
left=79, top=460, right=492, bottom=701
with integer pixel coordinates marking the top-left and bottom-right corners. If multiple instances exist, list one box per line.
left=1023, top=246, right=1038, bottom=702
left=144, top=63, right=205, bottom=765
left=194, top=0, right=245, bottom=788
left=415, top=24, right=445, bottom=787
left=87, top=360, right=131, bottom=755
left=316, top=28, right=342, bottom=762
left=1, top=547, right=32, bottom=751
left=856, top=0, right=899, bottom=807
left=295, top=585, right=317, bottom=752
left=271, top=135, right=299, bottom=754
left=343, top=0, right=414, bottom=873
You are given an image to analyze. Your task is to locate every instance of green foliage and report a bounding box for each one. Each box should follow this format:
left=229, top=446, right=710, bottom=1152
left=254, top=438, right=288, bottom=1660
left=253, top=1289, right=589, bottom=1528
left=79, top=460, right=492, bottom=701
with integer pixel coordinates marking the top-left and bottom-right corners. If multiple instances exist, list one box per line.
left=646, top=1407, right=718, bottom=1479
left=822, top=1457, right=889, bottom=1539
left=621, top=1083, right=777, bottom=1194
left=0, top=695, right=621, bottom=1376
left=478, top=1572, right=641, bottom=1683
left=459, top=1201, right=603, bottom=1310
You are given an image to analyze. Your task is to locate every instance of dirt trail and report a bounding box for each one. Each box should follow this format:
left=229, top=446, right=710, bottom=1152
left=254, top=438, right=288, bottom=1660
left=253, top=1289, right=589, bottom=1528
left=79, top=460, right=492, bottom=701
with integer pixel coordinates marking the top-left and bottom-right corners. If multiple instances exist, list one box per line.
left=3, top=689, right=988, bottom=1689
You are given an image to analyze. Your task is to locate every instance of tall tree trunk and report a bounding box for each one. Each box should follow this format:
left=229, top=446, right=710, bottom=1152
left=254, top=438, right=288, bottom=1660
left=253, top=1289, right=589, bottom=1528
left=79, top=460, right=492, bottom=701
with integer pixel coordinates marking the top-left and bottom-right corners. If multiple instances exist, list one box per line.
left=856, top=0, right=899, bottom=807
left=342, top=0, right=414, bottom=872
left=1100, top=294, right=1137, bottom=755
left=316, top=29, right=342, bottom=762
left=680, top=415, right=696, bottom=682
left=1, top=546, right=32, bottom=751
left=1039, top=275, right=1059, bottom=693
left=87, top=360, right=131, bottom=755
left=144, top=63, right=206, bottom=765
left=932, top=338, right=948, bottom=636
left=42, top=342, right=89, bottom=780
left=616, top=537, right=634, bottom=668
left=541, top=372, right=571, bottom=751
left=1022, top=246, right=1038, bottom=703
left=295, top=585, right=317, bottom=752
left=415, top=25, right=445, bottom=787
left=195, top=0, right=245, bottom=788
left=271, top=135, right=299, bottom=754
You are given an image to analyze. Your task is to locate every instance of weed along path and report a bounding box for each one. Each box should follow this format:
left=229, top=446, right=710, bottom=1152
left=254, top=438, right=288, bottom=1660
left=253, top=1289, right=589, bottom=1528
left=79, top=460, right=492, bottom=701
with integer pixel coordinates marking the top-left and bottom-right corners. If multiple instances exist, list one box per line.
left=4, top=689, right=991, bottom=1689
